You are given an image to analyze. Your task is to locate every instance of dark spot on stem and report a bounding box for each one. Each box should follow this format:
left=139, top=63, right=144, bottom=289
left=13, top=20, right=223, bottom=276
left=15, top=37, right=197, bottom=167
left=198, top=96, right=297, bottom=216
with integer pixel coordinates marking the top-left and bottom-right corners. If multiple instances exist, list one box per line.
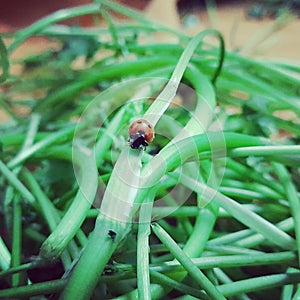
left=108, top=230, right=116, bottom=241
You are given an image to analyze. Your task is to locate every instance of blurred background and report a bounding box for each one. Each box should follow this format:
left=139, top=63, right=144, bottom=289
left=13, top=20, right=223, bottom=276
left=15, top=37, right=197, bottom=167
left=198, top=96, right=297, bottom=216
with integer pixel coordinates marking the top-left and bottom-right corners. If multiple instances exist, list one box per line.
left=1, top=0, right=299, bottom=61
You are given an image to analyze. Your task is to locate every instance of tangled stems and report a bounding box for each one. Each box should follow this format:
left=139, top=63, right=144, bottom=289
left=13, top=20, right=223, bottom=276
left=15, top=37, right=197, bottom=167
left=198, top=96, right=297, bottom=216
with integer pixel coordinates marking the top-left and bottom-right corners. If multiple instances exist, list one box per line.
left=59, top=64, right=218, bottom=297
left=59, top=131, right=298, bottom=300
left=178, top=171, right=296, bottom=250
left=118, top=133, right=298, bottom=299
left=60, top=29, right=224, bottom=299
left=7, top=126, right=75, bottom=169
left=144, top=29, right=224, bottom=126
left=0, top=160, right=36, bottom=205
left=1, top=1, right=299, bottom=298
left=57, top=24, right=298, bottom=298
left=40, top=76, right=168, bottom=261
left=0, top=251, right=298, bottom=299
left=135, top=32, right=223, bottom=297
left=273, top=163, right=300, bottom=265
left=152, top=222, right=226, bottom=300
left=34, top=57, right=178, bottom=114
left=40, top=77, right=167, bottom=261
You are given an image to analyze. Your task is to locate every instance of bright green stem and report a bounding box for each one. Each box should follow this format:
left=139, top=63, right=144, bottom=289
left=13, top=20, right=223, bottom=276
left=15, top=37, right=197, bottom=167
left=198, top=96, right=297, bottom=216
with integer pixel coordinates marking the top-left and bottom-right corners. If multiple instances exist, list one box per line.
left=144, top=29, right=224, bottom=126
left=235, top=217, right=294, bottom=249
left=0, top=160, right=36, bottom=206
left=0, top=279, right=66, bottom=299
left=40, top=76, right=162, bottom=262
left=137, top=193, right=155, bottom=300
left=292, top=286, right=300, bottom=300
left=179, top=174, right=296, bottom=250
left=100, top=9, right=120, bottom=52
left=11, top=194, right=21, bottom=287
left=0, top=36, right=9, bottom=82
left=39, top=188, right=94, bottom=261
left=34, top=57, right=176, bottom=113
left=273, top=162, right=300, bottom=266
left=184, top=206, right=218, bottom=256
left=230, top=145, right=300, bottom=160
left=21, top=169, right=60, bottom=231
left=225, top=158, right=285, bottom=196
left=7, top=126, right=75, bottom=169
left=137, top=207, right=215, bottom=293
left=60, top=145, right=142, bottom=299
left=40, top=147, right=98, bottom=261
left=39, top=88, right=129, bottom=261
left=150, top=270, right=208, bottom=299
left=59, top=214, right=122, bottom=300
left=21, top=113, right=42, bottom=151
left=151, top=223, right=226, bottom=300
left=219, top=272, right=300, bottom=297
left=282, top=268, right=300, bottom=300
left=151, top=206, right=218, bottom=299
left=150, top=251, right=296, bottom=273
left=0, top=262, right=33, bottom=279
left=21, top=169, right=74, bottom=267
left=60, top=40, right=213, bottom=296
left=136, top=133, right=268, bottom=207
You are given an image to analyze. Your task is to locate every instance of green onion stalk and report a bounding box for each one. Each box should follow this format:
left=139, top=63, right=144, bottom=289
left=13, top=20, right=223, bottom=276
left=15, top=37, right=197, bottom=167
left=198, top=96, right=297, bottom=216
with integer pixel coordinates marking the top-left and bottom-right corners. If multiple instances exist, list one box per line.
left=60, top=29, right=225, bottom=300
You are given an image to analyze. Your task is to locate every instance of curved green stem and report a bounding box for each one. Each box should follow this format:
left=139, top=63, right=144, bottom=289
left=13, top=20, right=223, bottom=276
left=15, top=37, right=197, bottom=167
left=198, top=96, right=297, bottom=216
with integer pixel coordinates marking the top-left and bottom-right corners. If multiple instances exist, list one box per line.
left=11, top=194, right=21, bottom=287
left=144, top=29, right=224, bottom=126
left=0, top=36, right=9, bottom=83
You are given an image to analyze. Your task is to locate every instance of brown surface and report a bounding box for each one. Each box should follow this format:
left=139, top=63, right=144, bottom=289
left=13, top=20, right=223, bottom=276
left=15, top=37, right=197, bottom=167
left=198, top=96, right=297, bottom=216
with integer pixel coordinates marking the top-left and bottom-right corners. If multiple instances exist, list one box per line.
left=194, top=3, right=300, bottom=62
left=0, top=0, right=93, bottom=29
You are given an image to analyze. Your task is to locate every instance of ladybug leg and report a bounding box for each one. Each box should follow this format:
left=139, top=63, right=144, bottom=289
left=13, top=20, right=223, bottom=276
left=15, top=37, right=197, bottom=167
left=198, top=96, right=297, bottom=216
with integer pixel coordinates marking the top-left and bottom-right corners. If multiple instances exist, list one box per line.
left=142, top=140, right=149, bottom=151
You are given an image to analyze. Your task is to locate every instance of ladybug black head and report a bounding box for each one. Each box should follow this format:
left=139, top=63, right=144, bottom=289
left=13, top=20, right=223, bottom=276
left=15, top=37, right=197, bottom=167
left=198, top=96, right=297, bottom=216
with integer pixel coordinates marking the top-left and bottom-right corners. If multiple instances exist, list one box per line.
left=129, top=131, right=149, bottom=150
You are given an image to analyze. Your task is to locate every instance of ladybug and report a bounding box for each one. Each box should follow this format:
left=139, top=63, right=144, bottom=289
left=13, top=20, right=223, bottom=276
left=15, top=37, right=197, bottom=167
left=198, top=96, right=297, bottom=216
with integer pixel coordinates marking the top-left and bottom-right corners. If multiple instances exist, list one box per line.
left=128, top=119, right=154, bottom=150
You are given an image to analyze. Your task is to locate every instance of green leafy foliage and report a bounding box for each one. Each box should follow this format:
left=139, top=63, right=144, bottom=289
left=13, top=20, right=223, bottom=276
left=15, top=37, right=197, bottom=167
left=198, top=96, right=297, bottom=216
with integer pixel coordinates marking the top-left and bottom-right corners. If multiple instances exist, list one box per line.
left=0, top=1, right=300, bottom=299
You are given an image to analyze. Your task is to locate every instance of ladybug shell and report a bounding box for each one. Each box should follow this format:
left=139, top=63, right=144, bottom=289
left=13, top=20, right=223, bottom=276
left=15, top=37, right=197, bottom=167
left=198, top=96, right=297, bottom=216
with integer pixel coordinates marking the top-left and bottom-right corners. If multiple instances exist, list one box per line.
left=128, top=119, right=154, bottom=149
